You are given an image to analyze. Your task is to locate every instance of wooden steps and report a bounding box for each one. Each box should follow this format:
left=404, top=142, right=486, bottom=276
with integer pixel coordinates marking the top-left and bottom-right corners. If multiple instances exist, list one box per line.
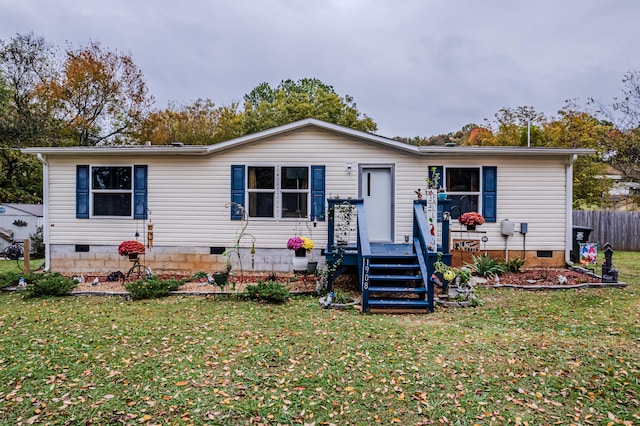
left=361, top=249, right=433, bottom=313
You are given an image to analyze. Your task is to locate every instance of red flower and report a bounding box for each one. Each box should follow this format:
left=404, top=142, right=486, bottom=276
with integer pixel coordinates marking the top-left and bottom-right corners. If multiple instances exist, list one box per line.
left=118, top=240, right=146, bottom=256
left=458, top=212, right=485, bottom=226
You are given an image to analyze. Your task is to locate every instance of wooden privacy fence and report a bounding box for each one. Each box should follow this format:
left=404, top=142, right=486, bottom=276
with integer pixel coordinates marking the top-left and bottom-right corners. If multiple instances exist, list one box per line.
left=573, top=210, right=640, bottom=251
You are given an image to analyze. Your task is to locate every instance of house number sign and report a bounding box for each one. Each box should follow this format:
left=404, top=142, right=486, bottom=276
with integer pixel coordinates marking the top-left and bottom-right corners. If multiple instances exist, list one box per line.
left=424, top=189, right=437, bottom=252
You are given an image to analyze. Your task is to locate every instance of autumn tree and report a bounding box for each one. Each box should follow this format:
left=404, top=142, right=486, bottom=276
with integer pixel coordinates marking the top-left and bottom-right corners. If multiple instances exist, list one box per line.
left=242, top=78, right=377, bottom=134
left=543, top=103, right=614, bottom=208
left=0, top=146, right=42, bottom=203
left=478, top=102, right=612, bottom=208
left=0, top=33, right=58, bottom=202
left=136, top=99, right=244, bottom=145
left=611, top=70, right=640, bottom=130
left=41, top=41, right=153, bottom=145
left=544, top=103, right=611, bottom=149
left=611, top=129, right=640, bottom=182
left=464, top=126, right=498, bottom=146
left=0, top=33, right=61, bottom=147
left=492, top=106, right=547, bottom=146
left=392, top=136, right=427, bottom=145
left=1, top=33, right=155, bottom=202
left=0, top=76, right=42, bottom=203
left=605, top=71, right=640, bottom=183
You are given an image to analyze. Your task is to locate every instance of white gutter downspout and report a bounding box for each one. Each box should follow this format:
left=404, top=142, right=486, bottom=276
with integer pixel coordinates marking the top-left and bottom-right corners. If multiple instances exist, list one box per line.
left=36, top=153, right=50, bottom=272
left=565, top=154, right=578, bottom=266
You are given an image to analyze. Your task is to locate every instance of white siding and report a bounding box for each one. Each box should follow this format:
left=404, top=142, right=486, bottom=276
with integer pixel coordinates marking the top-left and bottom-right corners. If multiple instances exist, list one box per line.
left=46, top=128, right=571, bottom=253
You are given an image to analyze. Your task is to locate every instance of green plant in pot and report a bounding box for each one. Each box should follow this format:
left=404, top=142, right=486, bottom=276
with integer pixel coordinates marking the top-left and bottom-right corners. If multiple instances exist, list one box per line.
left=213, top=253, right=233, bottom=290
left=433, top=253, right=479, bottom=304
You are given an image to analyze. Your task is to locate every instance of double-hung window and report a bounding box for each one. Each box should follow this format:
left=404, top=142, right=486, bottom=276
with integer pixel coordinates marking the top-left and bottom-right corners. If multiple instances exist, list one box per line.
left=429, top=165, right=496, bottom=222
left=232, top=164, right=325, bottom=221
left=247, top=166, right=309, bottom=218
left=91, top=166, right=133, bottom=216
left=76, top=164, right=147, bottom=219
left=281, top=166, right=309, bottom=218
left=446, top=167, right=480, bottom=219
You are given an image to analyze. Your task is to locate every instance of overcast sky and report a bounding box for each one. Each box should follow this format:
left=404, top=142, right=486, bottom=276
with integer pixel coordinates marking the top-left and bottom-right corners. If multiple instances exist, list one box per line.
left=1, top=0, right=639, bottom=138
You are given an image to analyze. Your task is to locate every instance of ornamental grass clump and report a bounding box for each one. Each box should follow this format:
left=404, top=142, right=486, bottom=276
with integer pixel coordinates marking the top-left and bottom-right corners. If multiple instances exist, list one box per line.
left=502, top=257, right=526, bottom=273
left=467, top=254, right=505, bottom=279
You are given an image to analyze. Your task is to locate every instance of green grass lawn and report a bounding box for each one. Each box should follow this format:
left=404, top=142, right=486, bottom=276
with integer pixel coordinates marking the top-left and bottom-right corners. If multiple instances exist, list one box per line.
left=0, top=254, right=638, bottom=425
left=0, top=258, right=45, bottom=274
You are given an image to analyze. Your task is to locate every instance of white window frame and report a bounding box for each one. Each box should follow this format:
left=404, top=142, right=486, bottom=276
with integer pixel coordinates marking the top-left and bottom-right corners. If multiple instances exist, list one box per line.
left=246, top=165, right=310, bottom=219
left=90, top=164, right=134, bottom=218
left=444, top=166, right=481, bottom=218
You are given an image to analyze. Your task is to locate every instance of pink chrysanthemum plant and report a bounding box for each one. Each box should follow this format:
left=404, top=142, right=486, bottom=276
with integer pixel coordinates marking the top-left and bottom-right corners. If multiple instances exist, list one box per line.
left=458, top=212, right=485, bottom=227
left=287, top=236, right=314, bottom=253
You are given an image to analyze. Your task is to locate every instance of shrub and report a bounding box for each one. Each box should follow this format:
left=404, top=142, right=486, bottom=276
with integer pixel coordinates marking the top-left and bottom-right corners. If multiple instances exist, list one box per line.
left=244, top=280, right=290, bottom=304
left=22, top=273, right=77, bottom=298
left=30, top=226, right=45, bottom=258
left=502, top=257, right=526, bottom=273
left=163, top=277, right=183, bottom=292
left=125, top=276, right=180, bottom=300
left=467, top=255, right=505, bottom=278
left=0, top=271, right=42, bottom=289
left=191, top=271, right=208, bottom=280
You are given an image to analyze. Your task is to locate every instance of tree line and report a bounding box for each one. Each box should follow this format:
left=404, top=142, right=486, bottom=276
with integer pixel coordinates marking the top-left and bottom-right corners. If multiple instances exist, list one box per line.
left=1, top=32, right=638, bottom=209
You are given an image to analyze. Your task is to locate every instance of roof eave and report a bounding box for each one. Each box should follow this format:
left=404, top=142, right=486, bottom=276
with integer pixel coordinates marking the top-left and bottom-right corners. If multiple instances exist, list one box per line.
left=21, top=146, right=210, bottom=156
left=20, top=119, right=597, bottom=158
left=415, top=146, right=595, bottom=156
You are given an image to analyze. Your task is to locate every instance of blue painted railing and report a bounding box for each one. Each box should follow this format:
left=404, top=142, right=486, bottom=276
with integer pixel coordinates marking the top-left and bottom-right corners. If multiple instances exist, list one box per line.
left=356, top=202, right=371, bottom=312
left=412, top=202, right=433, bottom=311
left=413, top=200, right=452, bottom=311
left=325, top=198, right=451, bottom=313
left=326, top=199, right=362, bottom=292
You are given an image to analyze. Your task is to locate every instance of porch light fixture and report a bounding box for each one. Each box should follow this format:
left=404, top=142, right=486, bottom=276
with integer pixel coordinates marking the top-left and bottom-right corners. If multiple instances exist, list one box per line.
left=345, top=163, right=355, bottom=173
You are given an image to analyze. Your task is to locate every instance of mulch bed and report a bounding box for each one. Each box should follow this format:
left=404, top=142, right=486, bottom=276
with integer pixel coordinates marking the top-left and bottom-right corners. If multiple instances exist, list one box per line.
left=477, top=268, right=626, bottom=289
left=5, top=268, right=625, bottom=297
left=69, top=272, right=319, bottom=295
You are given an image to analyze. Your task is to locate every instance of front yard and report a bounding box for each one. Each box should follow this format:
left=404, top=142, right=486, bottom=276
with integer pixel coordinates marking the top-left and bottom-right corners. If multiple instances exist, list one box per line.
left=0, top=253, right=638, bottom=424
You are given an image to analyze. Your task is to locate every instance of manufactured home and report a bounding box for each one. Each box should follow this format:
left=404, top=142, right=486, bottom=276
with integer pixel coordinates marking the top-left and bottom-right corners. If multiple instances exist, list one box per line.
left=24, top=119, right=592, bottom=286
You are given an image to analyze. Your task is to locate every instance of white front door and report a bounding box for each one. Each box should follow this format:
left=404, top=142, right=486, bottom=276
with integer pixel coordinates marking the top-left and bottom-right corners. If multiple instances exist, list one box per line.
left=360, top=166, right=394, bottom=242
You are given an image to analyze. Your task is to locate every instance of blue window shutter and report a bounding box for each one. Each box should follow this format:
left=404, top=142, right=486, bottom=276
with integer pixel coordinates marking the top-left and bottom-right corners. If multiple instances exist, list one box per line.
left=429, top=166, right=443, bottom=189
left=134, top=165, right=148, bottom=219
left=76, top=165, right=90, bottom=218
left=230, top=165, right=245, bottom=220
left=482, top=166, right=497, bottom=223
left=311, top=165, right=325, bottom=221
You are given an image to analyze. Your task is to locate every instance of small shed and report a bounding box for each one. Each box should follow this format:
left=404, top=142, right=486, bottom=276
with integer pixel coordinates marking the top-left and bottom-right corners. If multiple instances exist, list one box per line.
left=0, top=204, right=44, bottom=250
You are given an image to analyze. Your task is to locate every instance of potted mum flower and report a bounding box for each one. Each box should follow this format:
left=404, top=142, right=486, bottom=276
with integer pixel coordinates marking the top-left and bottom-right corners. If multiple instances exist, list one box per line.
left=118, top=240, right=146, bottom=260
left=287, top=236, right=314, bottom=257
left=287, top=236, right=314, bottom=272
left=458, top=212, right=485, bottom=230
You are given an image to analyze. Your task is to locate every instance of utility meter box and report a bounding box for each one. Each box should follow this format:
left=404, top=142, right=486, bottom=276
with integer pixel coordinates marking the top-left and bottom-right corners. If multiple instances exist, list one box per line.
left=501, top=219, right=514, bottom=236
